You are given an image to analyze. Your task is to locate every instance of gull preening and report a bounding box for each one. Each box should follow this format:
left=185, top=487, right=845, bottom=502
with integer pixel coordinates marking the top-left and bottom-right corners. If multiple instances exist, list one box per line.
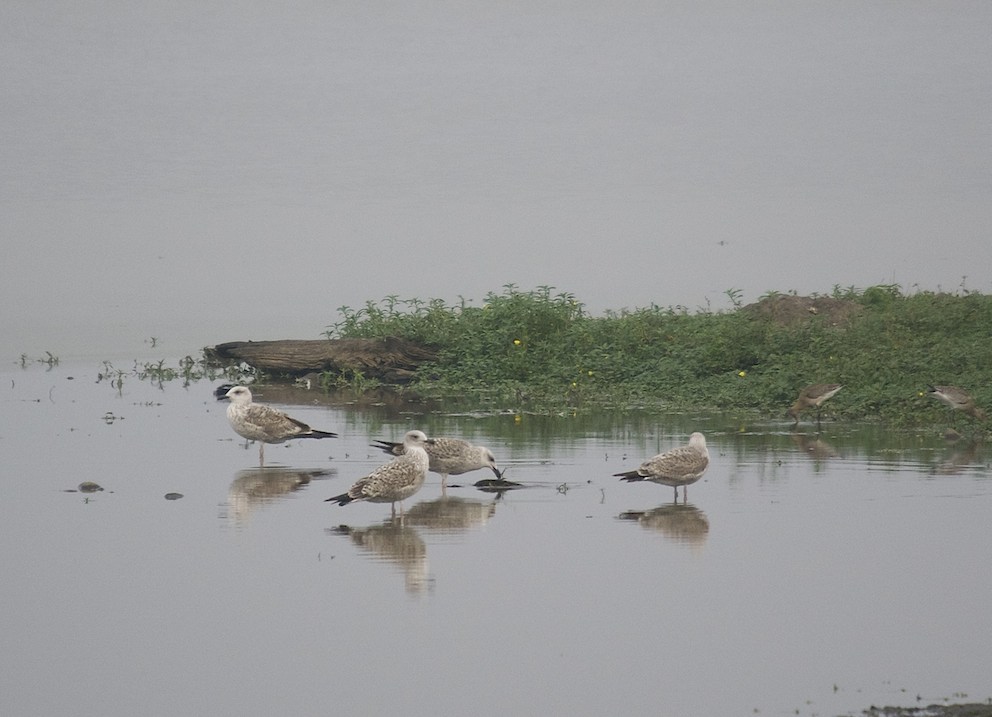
left=927, top=385, right=987, bottom=421
left=326, top=430, right=434, bottom=515
left=614, top=432, right=710, bottom=503
left=787, top=383, right=842, bottom=426
left=370, top=436, right=501, bottom=488
left=218, top=385, right=337, bottom=465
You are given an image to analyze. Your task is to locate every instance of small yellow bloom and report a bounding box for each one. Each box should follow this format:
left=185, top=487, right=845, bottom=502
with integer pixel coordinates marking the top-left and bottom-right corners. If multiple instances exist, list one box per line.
left=587, top=370, right=594, bottom=377
left=738, top=370, right=747, bottom=378
left=513, top=339, right=521, bottom=346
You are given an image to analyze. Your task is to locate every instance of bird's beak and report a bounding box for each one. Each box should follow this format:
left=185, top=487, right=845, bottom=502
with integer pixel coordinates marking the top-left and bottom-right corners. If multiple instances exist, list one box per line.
left=492, top=466, right=505, bottom=479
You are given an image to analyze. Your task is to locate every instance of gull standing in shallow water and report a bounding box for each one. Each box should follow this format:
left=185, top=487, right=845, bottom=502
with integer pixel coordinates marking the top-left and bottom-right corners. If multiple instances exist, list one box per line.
left=219, top=385, right=337, bottom=465
left=614, top=432, right=710, bottom=503
left=327, top=430, right=434, bottom=516
left=787, top=383, right=843, bottom=427
left=927, top=385, right=987, bottom=421
left=370, top=436, right=501, bottom=488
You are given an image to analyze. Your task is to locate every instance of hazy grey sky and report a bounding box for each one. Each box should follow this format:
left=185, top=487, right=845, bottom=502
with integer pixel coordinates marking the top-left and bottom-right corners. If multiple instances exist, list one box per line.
left=2, top=2, right=990, bottom=358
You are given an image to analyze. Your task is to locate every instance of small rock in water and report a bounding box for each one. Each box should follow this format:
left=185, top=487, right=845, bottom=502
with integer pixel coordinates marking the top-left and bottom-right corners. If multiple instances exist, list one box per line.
left=78, top=481, right=103, bottom=493
left=164, top=492, right=184, bottom=501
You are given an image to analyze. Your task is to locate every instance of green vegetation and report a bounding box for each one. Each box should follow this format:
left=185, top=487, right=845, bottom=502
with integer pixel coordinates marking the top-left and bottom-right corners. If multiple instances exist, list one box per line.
left=322, top=283, right=992, bottom=427
left=97, top=355, right=253, bottom=394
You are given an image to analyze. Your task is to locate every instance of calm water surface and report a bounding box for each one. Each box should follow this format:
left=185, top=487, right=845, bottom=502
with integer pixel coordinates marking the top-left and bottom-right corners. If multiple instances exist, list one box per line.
left=2, top=359, right=990, bottom=717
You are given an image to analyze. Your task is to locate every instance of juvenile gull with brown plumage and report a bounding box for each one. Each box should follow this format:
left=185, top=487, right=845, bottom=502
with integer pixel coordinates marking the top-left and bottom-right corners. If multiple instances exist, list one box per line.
left=614, top=432, right=710, bottom=503
left=370, top=436, right=501, bottom=488
left=327, top=430, right=434, bottom=515
left=219, top=385, right=337, bottom=465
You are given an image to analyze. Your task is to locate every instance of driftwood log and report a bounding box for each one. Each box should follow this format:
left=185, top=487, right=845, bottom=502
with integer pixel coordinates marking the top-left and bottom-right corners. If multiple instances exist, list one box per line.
left=204, top=337, right=437, bottom=383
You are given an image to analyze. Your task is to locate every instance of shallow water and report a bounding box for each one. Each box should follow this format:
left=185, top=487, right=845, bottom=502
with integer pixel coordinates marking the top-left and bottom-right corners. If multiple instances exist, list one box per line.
left=2, top=360, right=990, bottom=717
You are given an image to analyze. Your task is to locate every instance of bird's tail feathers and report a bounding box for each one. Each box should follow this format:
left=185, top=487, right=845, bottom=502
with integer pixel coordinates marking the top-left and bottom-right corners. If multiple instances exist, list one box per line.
left=614, top=470, right=644, bottom=482
left=307, top=429, right=338, bottom=439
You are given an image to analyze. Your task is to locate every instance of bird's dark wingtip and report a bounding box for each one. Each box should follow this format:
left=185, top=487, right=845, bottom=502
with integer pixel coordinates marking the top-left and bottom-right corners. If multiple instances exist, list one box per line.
left=614, top=472, right=642, bottom=482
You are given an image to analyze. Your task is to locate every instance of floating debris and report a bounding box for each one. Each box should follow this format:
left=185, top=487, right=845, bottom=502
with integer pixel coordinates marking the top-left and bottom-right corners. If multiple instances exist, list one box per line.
left=164, top=492, right=184, bottom=501
left=473, top=475, right=524, bottom=493
left=78, top=481, right=103, bottom=493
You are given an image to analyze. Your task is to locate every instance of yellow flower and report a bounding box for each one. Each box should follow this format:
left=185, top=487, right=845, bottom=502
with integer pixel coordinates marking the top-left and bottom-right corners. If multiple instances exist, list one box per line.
left=738, top=370, right=747, bottom=378
left=513, top=339, right=522, bottom=346
left=571, top=381, right=578, bottom=388
left=587, top=370, right=594, bottom=377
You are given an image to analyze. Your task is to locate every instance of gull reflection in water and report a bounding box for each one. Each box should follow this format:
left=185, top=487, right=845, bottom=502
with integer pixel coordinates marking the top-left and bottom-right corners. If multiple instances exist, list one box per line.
left=328, top=496, right=497, bottom=595
left=224, top=467, right=334, bottom=527
left=618, top=503, right=710, bottom=549
left=403, top=495, right=497, bottom=534
left=329, top=518, right=430, bottom=595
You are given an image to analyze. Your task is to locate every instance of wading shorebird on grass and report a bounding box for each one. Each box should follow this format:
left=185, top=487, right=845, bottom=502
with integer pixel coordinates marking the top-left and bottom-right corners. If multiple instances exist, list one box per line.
left=370, top=436, right=501, bottom=488
left=927, top=385, right=986, bottom=422
left=326, top=430, right=434, bottom=516
left=218, top=385, right=337, bottom=465
left=614, top=432, right=710, bottom=503
left=787, top=383, right=843, bottom=427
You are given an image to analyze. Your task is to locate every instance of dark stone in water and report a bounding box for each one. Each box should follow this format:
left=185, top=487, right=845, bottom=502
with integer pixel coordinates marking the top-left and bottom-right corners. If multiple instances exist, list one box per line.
left=78, top=481, right=103, bottom=493
left=164, top=493, right=184, bottom=500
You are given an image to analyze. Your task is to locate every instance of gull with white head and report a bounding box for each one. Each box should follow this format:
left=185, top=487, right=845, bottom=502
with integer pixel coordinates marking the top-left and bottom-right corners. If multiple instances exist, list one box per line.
left=370, top=435, right=501, bottom=489
left=614, top=432, right=710, bottom=503
left=218, top=385, right=337, bottom=465
left=327, top=430, right=434, bottom=516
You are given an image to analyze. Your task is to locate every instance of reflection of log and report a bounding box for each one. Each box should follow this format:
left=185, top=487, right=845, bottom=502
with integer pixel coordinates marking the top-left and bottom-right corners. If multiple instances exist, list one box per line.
left=204, top=337, right=436, bottom=383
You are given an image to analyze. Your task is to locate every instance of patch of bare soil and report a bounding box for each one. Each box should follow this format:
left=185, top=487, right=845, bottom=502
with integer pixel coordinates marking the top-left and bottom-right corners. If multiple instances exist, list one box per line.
left=741, top=294, right=862, bottom=328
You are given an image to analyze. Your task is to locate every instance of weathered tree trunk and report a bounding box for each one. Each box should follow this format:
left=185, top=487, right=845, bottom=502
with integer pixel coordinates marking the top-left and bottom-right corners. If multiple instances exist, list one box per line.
left=204, top=337, right=436, bottom=383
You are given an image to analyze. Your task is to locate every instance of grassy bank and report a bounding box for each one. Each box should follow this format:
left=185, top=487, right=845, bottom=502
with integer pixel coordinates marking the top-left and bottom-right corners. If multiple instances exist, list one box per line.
left=322, top=284, right=992, bottom=427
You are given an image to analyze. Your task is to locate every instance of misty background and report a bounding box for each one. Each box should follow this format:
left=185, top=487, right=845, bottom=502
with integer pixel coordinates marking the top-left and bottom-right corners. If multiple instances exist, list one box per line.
left=2, top=2, right=990, bottom=359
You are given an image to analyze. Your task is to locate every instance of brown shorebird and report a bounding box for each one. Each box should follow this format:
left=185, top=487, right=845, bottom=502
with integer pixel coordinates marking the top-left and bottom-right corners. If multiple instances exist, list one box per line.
left=927, top=385, right=986, bottom=421
left=371, top=436, right=501, bottom=488
left=326, top=430, right=434, bottom=516
left=787, top=383, right=843, bottom=426
left=219, top=385, right=337, bottom=465
left=614, top=432, right=710, bottom=503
